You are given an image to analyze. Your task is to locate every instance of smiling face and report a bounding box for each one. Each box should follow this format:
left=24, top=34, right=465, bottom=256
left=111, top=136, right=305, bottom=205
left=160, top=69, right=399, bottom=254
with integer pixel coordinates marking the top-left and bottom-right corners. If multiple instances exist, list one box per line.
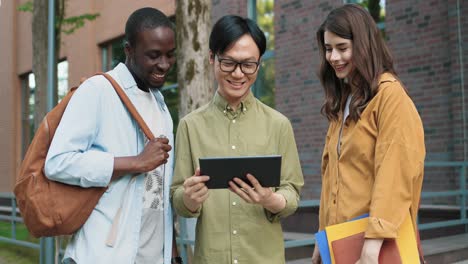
left=324, top=31, right=354, bottom=80
left=210, top=34, right=260, bottom=108
left=125, top=26, right=176, bottom=89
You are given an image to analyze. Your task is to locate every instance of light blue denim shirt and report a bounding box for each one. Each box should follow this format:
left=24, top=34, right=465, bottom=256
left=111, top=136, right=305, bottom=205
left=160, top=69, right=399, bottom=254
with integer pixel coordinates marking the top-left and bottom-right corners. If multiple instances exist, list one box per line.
left=45, top=63, right=174, bottom=264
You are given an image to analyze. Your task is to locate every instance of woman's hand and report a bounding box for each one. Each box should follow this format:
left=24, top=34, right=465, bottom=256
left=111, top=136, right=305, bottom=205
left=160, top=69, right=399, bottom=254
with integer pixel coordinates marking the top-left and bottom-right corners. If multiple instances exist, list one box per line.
left=312, top=243, right=322, bottom=264
left=355, top=238, right=384, bottom=264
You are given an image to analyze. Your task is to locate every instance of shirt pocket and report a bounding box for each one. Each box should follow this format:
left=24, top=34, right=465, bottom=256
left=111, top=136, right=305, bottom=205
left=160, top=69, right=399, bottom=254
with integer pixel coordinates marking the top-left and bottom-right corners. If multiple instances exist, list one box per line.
left=248, top=134, right=278, bottom=155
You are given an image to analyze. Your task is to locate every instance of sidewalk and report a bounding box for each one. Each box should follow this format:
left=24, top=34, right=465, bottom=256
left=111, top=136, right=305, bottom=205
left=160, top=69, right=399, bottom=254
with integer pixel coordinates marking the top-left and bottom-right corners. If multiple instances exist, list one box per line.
left=286, top=233, right=468, bottom=264
left=287, top=259, right=310, bottom=264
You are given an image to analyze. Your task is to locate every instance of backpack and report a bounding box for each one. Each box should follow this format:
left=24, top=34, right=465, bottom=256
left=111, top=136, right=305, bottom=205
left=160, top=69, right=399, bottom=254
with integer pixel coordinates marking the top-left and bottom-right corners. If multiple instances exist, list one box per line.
left=14, top=72, right=155, bottom=238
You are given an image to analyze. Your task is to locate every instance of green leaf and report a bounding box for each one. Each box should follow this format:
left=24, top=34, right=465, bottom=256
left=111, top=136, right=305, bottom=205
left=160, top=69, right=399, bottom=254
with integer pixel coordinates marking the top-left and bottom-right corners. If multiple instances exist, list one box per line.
left=17, top=1, right=33, bottom=12
left=61, top=13, right=100, bottom=35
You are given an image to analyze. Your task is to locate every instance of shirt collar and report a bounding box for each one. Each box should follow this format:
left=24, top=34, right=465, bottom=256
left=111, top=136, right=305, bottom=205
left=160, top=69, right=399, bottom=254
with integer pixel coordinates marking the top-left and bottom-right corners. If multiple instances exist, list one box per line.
left=113, top=63, right=138, bottom=90
left=150, top=89, right=167, bottom=111
left=113, top=63, right=167, bottom=111
left=212, top=90, right=255, bottom=115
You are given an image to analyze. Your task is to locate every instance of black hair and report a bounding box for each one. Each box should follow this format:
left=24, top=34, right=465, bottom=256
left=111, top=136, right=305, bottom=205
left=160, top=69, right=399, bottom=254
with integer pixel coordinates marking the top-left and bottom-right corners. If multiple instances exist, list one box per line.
left=209, top=15, right=266, bottom=57
left=125, top=7, right=174, bottom=47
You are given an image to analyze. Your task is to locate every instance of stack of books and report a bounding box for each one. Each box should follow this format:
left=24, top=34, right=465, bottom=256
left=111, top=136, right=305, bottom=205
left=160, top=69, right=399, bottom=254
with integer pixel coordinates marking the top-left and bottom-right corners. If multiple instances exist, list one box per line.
left=315, top=214, right=420, bottom=264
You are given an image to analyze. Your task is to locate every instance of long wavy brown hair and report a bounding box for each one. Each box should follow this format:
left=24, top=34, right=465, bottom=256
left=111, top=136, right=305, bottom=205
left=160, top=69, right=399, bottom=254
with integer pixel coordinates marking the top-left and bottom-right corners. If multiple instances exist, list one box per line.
left=316, top=4, right=397, bottom=121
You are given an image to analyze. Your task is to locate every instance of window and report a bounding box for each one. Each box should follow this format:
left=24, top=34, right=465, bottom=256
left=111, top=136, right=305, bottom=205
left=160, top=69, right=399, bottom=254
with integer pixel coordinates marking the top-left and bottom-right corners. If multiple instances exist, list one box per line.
left=20, top=61, right=69, bottom=156
left=347, top=0, right=386, bottom=32
left=101, top=37, right=126, bottom=72
left=249, top=0, right=275, bottom=108
left=20, top=73, right=34, bottom=157
left=57, top=60, right=69, bottom=101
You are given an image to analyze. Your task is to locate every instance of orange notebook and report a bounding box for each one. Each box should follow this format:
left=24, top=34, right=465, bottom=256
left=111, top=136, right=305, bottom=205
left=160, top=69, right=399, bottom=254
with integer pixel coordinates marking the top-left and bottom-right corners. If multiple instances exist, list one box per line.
left=325, top=214, right=419, bottom=264
left=331, top=232, right=401, bottom=264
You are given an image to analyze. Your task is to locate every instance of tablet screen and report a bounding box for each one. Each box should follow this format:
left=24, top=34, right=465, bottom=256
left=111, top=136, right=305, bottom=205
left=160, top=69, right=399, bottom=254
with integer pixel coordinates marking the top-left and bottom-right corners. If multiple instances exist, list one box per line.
left=199, top=155, right=282, bottom=189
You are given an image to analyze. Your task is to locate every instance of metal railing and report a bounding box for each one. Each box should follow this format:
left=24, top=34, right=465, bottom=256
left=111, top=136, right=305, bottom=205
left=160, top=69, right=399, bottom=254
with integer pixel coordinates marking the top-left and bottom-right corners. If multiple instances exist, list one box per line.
left=0, top=192, right=39, bottom=250
left=0, top=161, right=467, bottom=263
left=175, top=161, right=468, bottom=263
left=418, top=162, right=468, bottom=232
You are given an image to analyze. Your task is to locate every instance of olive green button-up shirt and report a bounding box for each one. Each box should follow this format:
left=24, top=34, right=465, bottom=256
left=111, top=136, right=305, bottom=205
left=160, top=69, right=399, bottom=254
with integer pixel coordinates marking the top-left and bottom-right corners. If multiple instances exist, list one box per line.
left=171, top=91, right=304, bottom=264
left=319, top=73, right=425, bottom=239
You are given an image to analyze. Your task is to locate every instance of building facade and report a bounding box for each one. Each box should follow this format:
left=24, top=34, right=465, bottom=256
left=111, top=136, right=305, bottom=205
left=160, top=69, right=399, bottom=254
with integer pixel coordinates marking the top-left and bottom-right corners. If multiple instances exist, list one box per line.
left=0, top=0, right=175, bottom=192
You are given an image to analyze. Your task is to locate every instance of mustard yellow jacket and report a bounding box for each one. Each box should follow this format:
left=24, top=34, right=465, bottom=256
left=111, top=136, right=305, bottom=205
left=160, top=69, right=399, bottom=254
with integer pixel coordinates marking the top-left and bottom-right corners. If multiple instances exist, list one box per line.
left=319, top=73, right=425, bottom=238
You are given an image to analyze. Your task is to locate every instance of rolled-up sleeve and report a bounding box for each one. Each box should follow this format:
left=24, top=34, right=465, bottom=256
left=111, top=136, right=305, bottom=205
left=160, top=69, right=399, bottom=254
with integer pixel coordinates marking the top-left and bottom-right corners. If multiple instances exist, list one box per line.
left=265, top=119, right=304, bottom=222
left=45, top=78, right=114, bottom=188
left=366, top=82, right=425, bottom=238
left=170, top=119, right=201, bottom=218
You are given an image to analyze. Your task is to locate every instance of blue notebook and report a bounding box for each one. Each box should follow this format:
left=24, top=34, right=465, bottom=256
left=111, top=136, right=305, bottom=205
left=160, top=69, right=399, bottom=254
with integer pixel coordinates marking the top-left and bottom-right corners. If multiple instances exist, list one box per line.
left=315, top=214, right=369, bottom=264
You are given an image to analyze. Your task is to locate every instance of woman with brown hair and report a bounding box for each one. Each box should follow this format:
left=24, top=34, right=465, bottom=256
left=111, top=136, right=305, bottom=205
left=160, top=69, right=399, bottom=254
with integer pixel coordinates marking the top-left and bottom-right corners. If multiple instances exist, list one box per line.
left=312, top=4, right=425, bottom=264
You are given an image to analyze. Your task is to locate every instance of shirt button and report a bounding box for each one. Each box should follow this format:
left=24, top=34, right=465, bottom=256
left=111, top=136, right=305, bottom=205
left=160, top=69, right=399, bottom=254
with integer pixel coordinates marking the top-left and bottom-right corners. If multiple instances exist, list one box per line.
left=231, top=145, right=236, bottom=150
left=232, top=230, right=237, bottom=235
left=333, top=200, right=336, bottom=204
left=234, top=260, right=238, bottom=264
left=232, top=119, right=236, bottom=123
left=232, top=202, right=237, bottom=206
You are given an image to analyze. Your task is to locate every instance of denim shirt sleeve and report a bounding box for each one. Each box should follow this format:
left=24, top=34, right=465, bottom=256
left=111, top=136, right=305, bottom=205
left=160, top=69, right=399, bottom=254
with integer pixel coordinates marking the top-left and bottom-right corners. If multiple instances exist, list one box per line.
left=45, top=77, right=114, bottom=188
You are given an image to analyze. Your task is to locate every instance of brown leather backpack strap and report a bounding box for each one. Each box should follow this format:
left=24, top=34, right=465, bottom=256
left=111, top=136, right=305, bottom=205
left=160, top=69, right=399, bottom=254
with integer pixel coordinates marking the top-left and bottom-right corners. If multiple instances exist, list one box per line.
left=97, top=72, right=155, bottom=141
left=95, top=73, right=158, bottom=246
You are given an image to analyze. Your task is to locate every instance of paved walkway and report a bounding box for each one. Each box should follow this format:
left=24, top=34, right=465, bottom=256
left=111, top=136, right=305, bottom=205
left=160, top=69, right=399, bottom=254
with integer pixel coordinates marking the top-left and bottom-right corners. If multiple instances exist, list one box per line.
left=422, top=233, right=468, bottom=256
left=288, top=259, right=468, bottom=264
left=286, top=258, right=310, bottom=264
left=287, top=257, right=468, bottom=264
left=286, top=233, right=468, bottom=264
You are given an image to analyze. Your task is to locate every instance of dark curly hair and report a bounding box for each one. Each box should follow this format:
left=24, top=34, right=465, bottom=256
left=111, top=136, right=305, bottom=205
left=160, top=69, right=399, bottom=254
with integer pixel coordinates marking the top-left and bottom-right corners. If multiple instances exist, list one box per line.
left=125, top=7, right=174, bottom=47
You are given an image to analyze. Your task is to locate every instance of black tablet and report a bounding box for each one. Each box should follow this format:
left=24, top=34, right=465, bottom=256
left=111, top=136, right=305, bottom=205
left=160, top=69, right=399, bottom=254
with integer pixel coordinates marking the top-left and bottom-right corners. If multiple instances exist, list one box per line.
left=199, top=155, right=282, bottom=189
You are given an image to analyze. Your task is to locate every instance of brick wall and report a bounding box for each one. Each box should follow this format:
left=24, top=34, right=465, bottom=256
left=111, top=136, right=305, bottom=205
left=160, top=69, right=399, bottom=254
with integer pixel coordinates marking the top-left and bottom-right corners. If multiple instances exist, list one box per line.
left=387, top=0, right=468, bottom=200
left=275, top=0, right=343, bottom=199
left=275, top=0, right=468, bottom=200
left=446, top=0, right=468, bottom=163
left=212, top=0, right=247, bottom=23
left=387, top=0, right=452, bottom=161
left=211, top=0, right=468, bottom=200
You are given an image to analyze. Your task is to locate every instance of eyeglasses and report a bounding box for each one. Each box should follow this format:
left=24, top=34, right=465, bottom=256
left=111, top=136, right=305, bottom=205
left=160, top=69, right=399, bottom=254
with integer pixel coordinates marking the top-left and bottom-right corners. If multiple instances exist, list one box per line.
left=217, top=56, right=259, bottom=75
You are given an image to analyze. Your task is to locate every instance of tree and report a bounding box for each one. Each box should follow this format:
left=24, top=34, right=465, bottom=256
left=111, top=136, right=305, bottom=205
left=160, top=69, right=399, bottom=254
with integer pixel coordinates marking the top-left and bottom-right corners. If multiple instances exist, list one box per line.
left=176, top=0, right=214, bottom=118
left=354, top=0, right=382, bottom=23
left=367, top=0, right=381, bottom=23
left=255, top=0, right=275, bottom=107
left=174, top=1, right=213, bottom=261
left=18, top=0, right=99, bottom=130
